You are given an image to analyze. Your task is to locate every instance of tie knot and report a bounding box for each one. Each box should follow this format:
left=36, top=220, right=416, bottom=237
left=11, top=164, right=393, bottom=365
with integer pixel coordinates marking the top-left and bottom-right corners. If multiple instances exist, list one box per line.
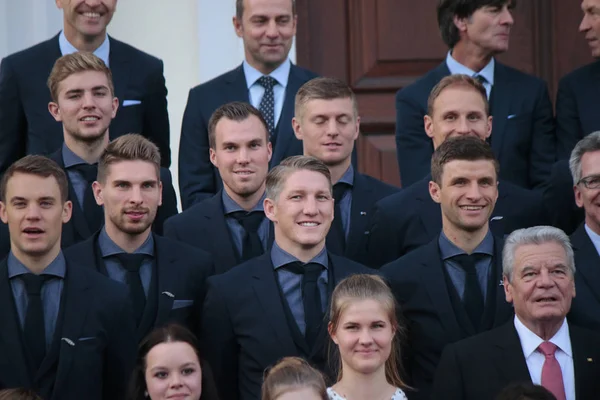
left=230, top=211, right=265, bottom=232
left=72, top=163, right=98, bottom=183
left=285, top=261, right=323, bottom=281
left=538, top=341, right=558, bottom=357
left=258, top=75, right=277, bottom=89
left=20, top=273, right=53, bottom=295
left=115, top=253, right=146, bottom=272
left=452, top=253, right=482, bottom=274
left=473, top=74, right=487, bottom=85
left=333, top=183, right=350, bottom=205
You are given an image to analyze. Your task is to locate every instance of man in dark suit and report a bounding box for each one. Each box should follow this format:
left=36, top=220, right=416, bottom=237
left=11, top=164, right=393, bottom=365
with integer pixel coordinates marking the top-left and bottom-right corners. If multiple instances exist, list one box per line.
left=432, top=226, right=600, bottom=400
left=0, top=155, right=136, bottom=399
left=395, top=0, right=555, bottom=189
left=165, top=102, right=273, bottom=274
left=0, top=0, right=170, bottom=171
left=200, top=156, right=372, bottom=400
left=368, top=75, right=547, bottom=267
left=291, top=77, right=398, bottom=264
left=555, top=0, right=600, bottom=159
left=381, top=137, right=514, bottom=400
left=564, top=132, right=600, bottom=331
left=64, top=134, right=213, bottom=341
left=178, top=0, right=318, bottom=208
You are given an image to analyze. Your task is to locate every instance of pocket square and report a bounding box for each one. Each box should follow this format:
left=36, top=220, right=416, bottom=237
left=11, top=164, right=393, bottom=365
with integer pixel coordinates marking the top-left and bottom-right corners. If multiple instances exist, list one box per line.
left=78, top=336, right=96, bottom=341
left=122, top=100, right=142, bottom=107
left=507, top=114, right=517, bottom=119
left=172, top=299, right=194, bottom=310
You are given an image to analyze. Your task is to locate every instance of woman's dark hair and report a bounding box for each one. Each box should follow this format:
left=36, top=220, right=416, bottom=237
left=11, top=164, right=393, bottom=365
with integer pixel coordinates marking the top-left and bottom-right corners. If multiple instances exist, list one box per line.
left=0, top=388, right=42, bottom=400
left=127, top=324, right=220, bottom=400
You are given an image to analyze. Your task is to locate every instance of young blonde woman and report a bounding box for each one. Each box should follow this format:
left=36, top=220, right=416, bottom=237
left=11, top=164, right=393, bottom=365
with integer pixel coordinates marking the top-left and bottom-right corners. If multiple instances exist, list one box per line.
left=327, top=274, right=408, bottom=400
left=261, top=357, right=328, bottom=400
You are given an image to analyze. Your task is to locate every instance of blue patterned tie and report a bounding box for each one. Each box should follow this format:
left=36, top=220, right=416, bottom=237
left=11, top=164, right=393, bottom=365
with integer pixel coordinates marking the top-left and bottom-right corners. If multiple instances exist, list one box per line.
left=258, top=76, right=277, bottom=138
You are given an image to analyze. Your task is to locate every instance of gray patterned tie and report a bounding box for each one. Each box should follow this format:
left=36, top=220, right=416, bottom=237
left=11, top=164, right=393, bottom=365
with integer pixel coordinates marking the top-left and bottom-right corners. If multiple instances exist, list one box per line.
left=258, top=76, right=277, bottom=138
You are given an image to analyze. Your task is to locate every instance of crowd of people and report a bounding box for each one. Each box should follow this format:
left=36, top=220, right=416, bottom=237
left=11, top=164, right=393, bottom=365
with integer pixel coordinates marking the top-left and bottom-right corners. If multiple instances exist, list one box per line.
left=1, top=0, right=600, bottom=399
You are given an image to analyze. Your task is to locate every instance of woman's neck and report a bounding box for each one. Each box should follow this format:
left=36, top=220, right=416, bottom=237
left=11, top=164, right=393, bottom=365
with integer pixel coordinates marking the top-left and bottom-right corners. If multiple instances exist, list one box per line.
left=333, top=365, right=395, bottom=400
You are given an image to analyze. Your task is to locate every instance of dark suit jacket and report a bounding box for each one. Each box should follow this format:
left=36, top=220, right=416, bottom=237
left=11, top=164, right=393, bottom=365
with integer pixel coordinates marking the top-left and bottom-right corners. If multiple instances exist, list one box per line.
left=568, top=224, right=600, bottom=331
left=367, top=176, right=548, bottom=267
left=64, top=232, right=214, bottom=340
left=163, top=190, right=274, bottom=274
left=381, top=236, right=513, bottom=400
left=0, top=258, right=136, bottom=399
left=431, top=320, right=600, bottom=400
left=327, top=173, right=398, bottom=264
left=178, top=63, right=318, bottom=209
left=395, top=61, right=556, bottom=189
left=543, top=160, right=584, bottom=235
left=200, top=251, right=373, bottom=400
left=556, top=61, right=600, bottom=160
left=0, top=33, right=171, bottom=171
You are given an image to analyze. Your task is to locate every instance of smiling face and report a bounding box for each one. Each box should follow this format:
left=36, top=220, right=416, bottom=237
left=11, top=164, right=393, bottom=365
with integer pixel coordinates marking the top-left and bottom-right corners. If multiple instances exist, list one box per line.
left=264, top=169, right=333, bottom=254
left=233, top=0, right=297, bottom=74
left=292, top=97, right=359, bottom=168
left=144, top=341, right=202, bottom=400
left=454, top=2, right=514, bottom=56
left=580, top=0, right=600, bottom=58
left=504, top=241, right=576, bottom=331
left=574, top=150, right=600, bottom=235
left=56, top=0, right=117, bottom=40
left=329, top=299, right=395, bottom=376
left=48, top=70, right=118, bottom=144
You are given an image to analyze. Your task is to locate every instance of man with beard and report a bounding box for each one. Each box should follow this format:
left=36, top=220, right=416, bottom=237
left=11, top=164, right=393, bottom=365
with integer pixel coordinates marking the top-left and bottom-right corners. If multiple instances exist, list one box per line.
left=291, top=77, right=398, bottom=264
left=381, top=137, right=513, bottom=400
left=64, top=134, right=214, bottom=341
left=165, top=102, right=274, bottom=273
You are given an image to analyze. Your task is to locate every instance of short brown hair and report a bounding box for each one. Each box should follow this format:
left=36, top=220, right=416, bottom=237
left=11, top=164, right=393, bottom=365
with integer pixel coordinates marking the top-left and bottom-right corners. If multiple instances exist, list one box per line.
left=236, top=0, right=296, bottom=19
left=266, top=155, right=332, bottom=201
left=0, top=388, right=43, bottom=400
left=47, top=52, right=114, bottom=103
left=431, top=136, right=499, bottom=185
left=295, top=77, right=358, bottom=120
left=98, top=134, right=161, bottom=183
left=207, top=101, right=270, bottom=149
left=261, top=357, right=327, bottom=400
left=427, top=74, right=488, bottom=116
left=0, top=155, right=68, bottom=203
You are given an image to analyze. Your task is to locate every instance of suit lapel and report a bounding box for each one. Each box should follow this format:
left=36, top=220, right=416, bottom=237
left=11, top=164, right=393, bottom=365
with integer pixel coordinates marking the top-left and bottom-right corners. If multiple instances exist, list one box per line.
left=0, top=261, right=31, bottom=387
left=345, top=174, right=373, bottom=258
left=491, top=322, right=531, bottom=383
left=108, top=37, right=132, bottom=136
left=571, top=225, right=600, bottom=304
left=251, top=254, right=297, bottom=354
left=489, top=237, right=513, bottom=328
left=202, top=194, right=238, bottom=273
left=490, top=63, right=511, bottom=159
left=571, top=326, right=597, bottom=398
left=225, top=65, right=250, bottom=103
left=271, top=64, right=302, bottom=165
left=153, top=236, right=176, bottom=328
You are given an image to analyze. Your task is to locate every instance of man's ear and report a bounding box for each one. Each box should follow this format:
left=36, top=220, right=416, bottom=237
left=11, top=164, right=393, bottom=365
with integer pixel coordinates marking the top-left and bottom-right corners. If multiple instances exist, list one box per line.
left=429, top=180, right=442, bottom=204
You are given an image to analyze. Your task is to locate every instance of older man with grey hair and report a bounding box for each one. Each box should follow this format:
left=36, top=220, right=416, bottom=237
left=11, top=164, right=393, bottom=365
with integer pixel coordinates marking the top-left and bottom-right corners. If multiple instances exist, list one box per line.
left=431, top=226, right=600, bottom=400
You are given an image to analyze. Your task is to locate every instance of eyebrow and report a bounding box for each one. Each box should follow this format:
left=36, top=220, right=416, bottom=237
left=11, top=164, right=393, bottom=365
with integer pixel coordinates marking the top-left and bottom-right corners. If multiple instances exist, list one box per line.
left=64, top=85, right=109, bottom=95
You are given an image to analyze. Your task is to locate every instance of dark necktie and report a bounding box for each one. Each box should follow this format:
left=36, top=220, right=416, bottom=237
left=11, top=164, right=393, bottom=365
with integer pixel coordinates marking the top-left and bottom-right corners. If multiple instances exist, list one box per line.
left=230, top=211, right=265, bottom=262
left=21, top=273, right=53, bottom=371
left=71, top=163, right=103, bottom=233
left=258, top=76, right=277, bottom=138
left=328, top=183, right=348, bottom=254
left=452, top=253, right=484, bottom=329
left=116, top=253, right=147, bottom=326
left=284, top=261, right=324, bottom=348
left=474, top=74, right=487, bottom=86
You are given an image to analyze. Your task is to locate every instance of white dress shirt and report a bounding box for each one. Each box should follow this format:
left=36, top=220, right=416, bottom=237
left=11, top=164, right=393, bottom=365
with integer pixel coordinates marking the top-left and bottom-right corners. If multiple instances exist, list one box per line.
left=59, top=30, right=110, bottom=67
left=243, top=59, right=291, bottom=128
left=514, top=315, right=575, bottom=400
left=446, top=51, right=494, bottom=99
left=584, top=224, right=600, bottom=257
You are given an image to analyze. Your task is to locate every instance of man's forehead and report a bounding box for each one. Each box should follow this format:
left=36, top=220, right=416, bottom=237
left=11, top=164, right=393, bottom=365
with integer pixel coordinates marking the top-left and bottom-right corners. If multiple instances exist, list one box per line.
left=6, top=174, right=61, bottom=197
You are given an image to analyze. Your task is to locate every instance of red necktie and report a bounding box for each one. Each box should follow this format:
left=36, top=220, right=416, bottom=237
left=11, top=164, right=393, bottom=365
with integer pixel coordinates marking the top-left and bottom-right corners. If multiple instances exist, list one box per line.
left=538, top=341, right=566, bottom=400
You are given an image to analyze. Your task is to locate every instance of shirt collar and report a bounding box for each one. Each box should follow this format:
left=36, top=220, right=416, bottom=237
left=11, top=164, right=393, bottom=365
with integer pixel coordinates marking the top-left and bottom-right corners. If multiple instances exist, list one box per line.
left=337, top=164, right=355, bottom=187
left=439, top=228, right=494, bottom=261
left=446, top=51, right=495, bottom=85
left=270, top=242, right=328, bottom=270
left=514, top=315, right=572, bottom=358
left=243, top=59, right=291, bottom=89
left=584, top=223, right=600, bottom=256
left=59, top=30, right=110, bottom=67
left=62, top=142, right=92, bottom=168
left=7, top=251, right=66, bottom=279
left=222, top=190, right=266, bottom=215
left=98, top=227, right=154, bottom=258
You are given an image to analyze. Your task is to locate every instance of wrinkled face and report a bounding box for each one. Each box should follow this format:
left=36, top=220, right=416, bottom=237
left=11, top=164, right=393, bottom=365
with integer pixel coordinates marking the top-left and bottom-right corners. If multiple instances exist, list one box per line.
left=430, top=159, right=498, bottom=234
left=580, top=0, right=600, bottom=58
left=56, top=0, right=117, bottom=39
left=49, top=70, right=118, bottom=144
left=425, top=85, right=492, bottom=150
left=329, top=299, right=395, bottom=376
left=144, top=341, right=202, bottom=400
left=455, top=2, right=514, bottom=55
left=93, top=160, right=162, bottom=236
left=210, top=116, right=272, bottom=199
left=233, top=0, right=297, bottom=74
left=0, top=173, right=72, bottom=260
left=574, top=150, right=600, bottom=234
left=265, top=169, right=333, bottom=252
left=504, top=242, right=576, bottom=329
left=277, top=388, right=324, bottom=400
left=293, top=98, right=359, bottom=167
